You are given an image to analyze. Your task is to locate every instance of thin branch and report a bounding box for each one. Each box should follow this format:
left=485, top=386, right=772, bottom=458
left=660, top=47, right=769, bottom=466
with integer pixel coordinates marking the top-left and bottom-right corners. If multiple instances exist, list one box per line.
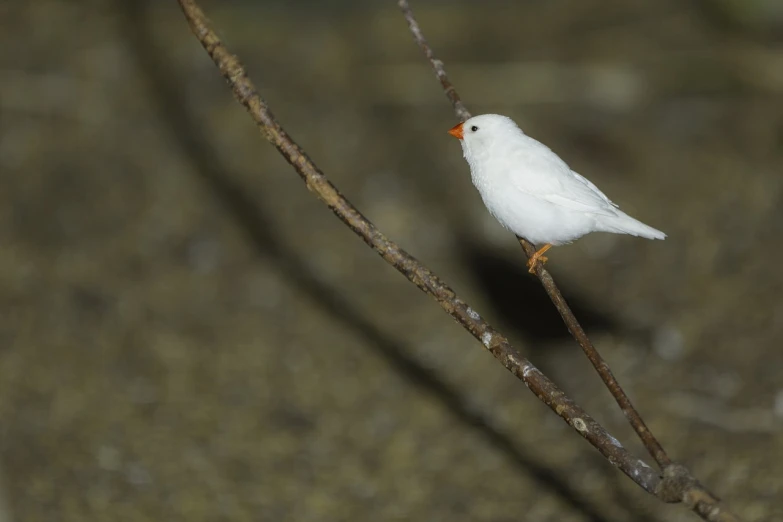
left=521, top=239, right=671, bottom=467
left=397, top=0, right=669, bottom=469
left=396, top=1, right=741, bottom=521
left=397, top=1, right=471, bottom=122
left=177, top=0, right=662, bottom=495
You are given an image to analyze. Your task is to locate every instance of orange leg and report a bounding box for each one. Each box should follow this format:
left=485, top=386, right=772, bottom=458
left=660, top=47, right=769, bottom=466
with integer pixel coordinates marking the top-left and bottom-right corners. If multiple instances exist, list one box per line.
left=526, top=244, right=552, bottom=274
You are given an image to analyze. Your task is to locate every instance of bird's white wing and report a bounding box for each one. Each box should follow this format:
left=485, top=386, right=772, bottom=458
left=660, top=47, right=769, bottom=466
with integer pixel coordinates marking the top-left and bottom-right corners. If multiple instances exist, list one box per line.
left=544, top=171, right=620, bottom=214
left=507, top=139, right=619, bottom=217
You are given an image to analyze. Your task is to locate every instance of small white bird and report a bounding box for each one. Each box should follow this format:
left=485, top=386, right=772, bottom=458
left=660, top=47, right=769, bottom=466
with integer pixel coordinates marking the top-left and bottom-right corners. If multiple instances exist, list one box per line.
left=448, top=114, right=665, bottom=272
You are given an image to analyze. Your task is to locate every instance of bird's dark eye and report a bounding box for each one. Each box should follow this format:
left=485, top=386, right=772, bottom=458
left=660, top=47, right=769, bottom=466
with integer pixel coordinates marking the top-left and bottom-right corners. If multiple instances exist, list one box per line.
left=471, top=126, right=479, bottom=132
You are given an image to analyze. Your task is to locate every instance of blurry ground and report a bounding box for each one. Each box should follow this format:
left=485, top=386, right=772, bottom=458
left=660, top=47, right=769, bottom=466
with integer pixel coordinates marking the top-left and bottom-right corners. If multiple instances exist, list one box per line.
left=1, top=0, right=782, bottom=520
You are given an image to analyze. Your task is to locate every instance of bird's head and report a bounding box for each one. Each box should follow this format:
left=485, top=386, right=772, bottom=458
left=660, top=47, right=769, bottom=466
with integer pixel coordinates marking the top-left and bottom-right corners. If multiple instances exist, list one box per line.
left=448, top=114, right=523, bottom=156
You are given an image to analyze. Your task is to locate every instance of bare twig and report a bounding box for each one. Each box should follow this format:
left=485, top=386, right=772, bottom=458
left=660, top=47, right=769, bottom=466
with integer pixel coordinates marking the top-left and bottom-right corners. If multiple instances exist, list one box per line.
left=396, top=1, right=740, bottom=521
left=177, top=0, right=662, bottom=495
left=520, top=240, right=671, bottom=467
left=397, top=0, right=669, bottom=469
left=397, top=2, right=471, bottom=123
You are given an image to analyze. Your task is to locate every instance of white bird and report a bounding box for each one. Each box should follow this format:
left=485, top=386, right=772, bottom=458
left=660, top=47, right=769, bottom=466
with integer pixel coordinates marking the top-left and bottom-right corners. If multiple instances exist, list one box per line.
left=448, top=114, right=665, bottom=273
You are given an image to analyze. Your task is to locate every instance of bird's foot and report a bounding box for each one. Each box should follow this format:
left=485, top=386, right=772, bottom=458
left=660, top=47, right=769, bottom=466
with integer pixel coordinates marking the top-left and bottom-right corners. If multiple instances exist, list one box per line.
left=526, top=244, right=552, bottom=274
left=526, top=255, right=548, bottom=273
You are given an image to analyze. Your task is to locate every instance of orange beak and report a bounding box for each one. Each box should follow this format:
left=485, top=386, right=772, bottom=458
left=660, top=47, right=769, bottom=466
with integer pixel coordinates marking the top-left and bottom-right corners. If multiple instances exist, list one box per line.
left=448, top=122, right=464, bottom=140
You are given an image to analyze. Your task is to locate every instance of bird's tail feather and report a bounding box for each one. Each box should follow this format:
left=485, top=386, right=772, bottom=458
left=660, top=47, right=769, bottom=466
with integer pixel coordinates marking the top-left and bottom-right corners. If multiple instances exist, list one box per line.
left=601, top=212, right=666, bottom=240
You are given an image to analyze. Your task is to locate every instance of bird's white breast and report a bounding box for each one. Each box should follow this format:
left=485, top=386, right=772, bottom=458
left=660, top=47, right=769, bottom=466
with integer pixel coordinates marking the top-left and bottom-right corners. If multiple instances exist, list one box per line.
left=463, top=134, right=604, bottom=246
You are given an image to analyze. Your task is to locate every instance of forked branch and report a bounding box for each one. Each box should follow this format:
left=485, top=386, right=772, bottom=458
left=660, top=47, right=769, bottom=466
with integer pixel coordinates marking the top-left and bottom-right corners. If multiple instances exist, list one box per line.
left=176, top=0, right=741, bottom=519
left=397, top=1, right=740, bottom=520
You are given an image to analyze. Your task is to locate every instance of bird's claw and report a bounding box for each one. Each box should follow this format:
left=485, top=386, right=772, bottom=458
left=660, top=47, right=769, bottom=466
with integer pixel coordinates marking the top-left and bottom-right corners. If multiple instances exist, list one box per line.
left=526, top=255, right=548, bottom=274
left=526, top=243, right=553, bottom=274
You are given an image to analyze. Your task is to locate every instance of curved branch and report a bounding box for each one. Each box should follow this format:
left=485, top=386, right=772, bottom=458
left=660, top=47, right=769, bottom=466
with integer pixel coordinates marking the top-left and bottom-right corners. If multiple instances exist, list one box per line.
left=396, top=1, right=741, bottom=521
left=177, top=0, right=661, bottom=496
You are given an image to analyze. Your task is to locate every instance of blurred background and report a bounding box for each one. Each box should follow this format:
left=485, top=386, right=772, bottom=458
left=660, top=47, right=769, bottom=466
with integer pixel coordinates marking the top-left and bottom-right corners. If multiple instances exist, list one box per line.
left=1, top=0, right=782, bottom=520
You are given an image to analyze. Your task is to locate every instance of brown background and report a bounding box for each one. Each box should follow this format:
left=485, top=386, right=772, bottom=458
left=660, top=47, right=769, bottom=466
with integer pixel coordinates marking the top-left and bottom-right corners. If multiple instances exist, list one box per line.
left=1, top=0, right=781, bottom=520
